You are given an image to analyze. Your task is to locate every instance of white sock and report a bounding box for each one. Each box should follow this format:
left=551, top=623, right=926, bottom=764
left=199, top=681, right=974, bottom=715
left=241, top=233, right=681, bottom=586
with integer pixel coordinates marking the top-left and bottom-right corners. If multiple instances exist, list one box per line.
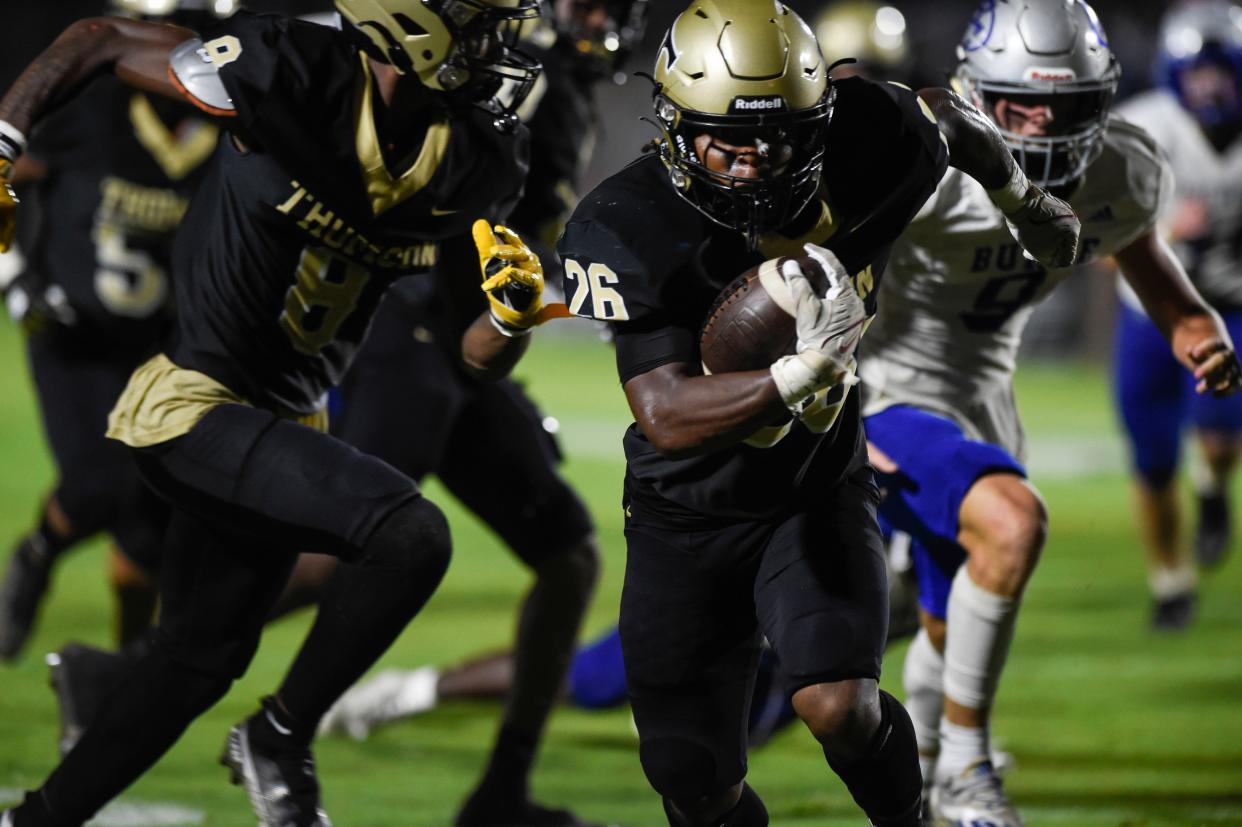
left=1149, top=563, right=1197, bottom=600
left=938, top=719, right=990, bottom=779
left=938, top=567, right=1019, bottom=777
left=902, top=627, right=945, bottom=780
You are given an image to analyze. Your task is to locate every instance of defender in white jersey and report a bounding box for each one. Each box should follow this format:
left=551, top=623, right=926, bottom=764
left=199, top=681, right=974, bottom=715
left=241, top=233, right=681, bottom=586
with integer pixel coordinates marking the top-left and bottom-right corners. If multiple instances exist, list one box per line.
left=1112, top=0, right=1242, bottom=628
left=858, top=2, right=1242, bottom=825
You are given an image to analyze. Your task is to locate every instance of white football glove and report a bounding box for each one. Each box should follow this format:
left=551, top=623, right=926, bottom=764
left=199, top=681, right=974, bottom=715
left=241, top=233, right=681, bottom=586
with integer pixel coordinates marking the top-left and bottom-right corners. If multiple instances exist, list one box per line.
left=988, top=166, right=1081, bottom=269
left=769, top=246, right=865, bottom=414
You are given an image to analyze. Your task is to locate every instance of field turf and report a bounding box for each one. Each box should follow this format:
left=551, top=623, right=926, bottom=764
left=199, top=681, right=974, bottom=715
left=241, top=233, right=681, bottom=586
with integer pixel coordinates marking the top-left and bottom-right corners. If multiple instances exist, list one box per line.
left=0, top=319, right=1239, bottom=826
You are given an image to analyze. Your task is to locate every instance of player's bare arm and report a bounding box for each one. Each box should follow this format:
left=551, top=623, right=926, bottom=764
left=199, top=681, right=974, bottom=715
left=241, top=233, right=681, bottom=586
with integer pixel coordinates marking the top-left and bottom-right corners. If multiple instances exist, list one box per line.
left=0, top=17, right=192, bottom=135
left=1114, top=229, right=1242, bottom=396
left=919, top=86, right=1082, bottom=268
left=622, top=363, right=788, bottom=458
left=0, top=17, right=194, bottom=251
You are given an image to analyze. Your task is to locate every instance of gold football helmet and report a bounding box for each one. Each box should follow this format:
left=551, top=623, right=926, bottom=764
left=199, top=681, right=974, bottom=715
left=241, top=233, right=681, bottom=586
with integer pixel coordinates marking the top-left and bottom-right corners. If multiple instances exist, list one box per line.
left=651, top=0, right=834, bottom=245
left=337, top=0, right=542, bottom=131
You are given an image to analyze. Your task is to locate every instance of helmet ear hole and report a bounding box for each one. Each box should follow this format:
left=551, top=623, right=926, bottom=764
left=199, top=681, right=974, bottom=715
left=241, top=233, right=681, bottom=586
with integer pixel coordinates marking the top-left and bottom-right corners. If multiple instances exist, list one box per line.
left=394, top=13, right=428, bottom=36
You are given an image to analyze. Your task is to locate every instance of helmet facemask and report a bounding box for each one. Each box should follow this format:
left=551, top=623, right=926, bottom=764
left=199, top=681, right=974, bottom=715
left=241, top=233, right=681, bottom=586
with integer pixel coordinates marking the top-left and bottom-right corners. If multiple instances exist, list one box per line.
left=962, top=74, right=1117, bottom=188
left=654, top=92, right=834, bottom=248
left=339, top=0, right=542, bottom=133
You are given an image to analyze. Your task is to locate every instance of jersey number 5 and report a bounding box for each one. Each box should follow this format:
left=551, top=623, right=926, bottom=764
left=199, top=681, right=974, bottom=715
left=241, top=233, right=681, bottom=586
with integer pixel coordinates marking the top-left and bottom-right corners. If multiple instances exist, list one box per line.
left=279, top=247, right=370, bottom=356
left=93, top=224, right=168, bottom=318
left=563, top=259, right=630, bottom=321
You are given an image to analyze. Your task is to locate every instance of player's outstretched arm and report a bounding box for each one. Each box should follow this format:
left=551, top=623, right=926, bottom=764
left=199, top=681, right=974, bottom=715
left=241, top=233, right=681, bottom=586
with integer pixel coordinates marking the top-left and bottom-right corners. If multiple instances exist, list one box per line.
left=0, top=17, right=193, bottom=137
left=917, top=87, right=1081, bottom=269
left=1115, top=230, right=1242, bottom=397
left=0, top=18, right=194, bottom=251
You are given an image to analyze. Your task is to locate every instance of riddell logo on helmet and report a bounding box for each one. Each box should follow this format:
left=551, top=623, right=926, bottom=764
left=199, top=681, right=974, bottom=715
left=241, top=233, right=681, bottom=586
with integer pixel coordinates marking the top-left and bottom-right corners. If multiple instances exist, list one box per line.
left=1025, top=67, right=1077, bottom=81
left=729, top=96, right=788, bottom=113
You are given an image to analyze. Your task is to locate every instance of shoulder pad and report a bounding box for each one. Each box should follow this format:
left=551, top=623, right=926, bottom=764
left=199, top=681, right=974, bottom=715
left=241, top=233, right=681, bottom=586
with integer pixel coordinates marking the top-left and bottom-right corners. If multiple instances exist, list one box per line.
left=169, top=38, right=235, bottom=115
left=1103, top=115, right=1172, bottom=215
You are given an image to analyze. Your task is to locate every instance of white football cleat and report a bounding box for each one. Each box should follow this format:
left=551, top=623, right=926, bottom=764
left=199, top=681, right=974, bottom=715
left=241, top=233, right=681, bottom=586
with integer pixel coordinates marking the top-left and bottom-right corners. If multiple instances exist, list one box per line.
left=317, top=667, right=439, bottom=741
left=930, top=759, right=1024, bottom=827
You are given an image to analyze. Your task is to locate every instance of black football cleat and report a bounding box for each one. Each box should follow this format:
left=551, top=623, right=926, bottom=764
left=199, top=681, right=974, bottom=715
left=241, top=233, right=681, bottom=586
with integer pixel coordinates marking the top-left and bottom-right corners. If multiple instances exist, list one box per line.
left=1194, top=491, right=1232, bottom=568
left=0, top=537, right=55, bottom=661
left=222, top=701, right=332, bottom=827
left=1152, top=592, right=1197, bottom=632
left=47, top=642, right=131, bottom=755
left=456, top=792, right=605, bottom=827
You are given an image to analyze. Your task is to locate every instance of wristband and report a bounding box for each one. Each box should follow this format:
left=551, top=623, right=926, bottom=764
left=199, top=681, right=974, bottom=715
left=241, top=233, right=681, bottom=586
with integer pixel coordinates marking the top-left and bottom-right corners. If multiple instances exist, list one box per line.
left=986, top=163, right=1030, bottom=214
left=489, top=311, right=533, bottom=338
left=0, top=120, right=26, bottom=163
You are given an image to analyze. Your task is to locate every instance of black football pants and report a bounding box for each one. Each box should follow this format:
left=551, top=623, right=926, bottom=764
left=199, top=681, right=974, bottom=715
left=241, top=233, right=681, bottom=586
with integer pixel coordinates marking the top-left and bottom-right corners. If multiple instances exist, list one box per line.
left=19, top=402, right=446, bottom=826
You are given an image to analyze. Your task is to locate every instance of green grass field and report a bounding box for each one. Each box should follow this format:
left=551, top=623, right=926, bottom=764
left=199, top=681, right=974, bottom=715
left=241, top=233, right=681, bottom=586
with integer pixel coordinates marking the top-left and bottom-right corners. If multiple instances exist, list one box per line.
left=0, top=319, right=1239, bottom=826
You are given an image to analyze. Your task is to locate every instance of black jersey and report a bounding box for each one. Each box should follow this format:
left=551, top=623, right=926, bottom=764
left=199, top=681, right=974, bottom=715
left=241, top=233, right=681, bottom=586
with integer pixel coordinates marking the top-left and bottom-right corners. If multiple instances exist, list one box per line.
left=23, top=76, right=217, bottom=344
left=557, top=78, right=948, bottom=522
left=382, top=36, right=595, bottom=346
left=507, top=41, right=597, bottom=251
left=167, top=14, right=527, bottom=414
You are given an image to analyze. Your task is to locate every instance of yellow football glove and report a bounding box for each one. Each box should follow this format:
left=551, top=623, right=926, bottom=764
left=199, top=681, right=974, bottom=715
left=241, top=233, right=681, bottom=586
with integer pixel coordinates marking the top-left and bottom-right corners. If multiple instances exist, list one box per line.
left=473, top=219, right=569, bottom=335
left=0, top=159, right=18, bottom=254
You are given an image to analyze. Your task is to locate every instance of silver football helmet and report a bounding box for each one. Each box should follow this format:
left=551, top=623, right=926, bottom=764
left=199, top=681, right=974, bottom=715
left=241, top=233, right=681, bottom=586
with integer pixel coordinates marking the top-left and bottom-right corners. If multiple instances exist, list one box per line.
left=955, top=0, right=1120, bottom=188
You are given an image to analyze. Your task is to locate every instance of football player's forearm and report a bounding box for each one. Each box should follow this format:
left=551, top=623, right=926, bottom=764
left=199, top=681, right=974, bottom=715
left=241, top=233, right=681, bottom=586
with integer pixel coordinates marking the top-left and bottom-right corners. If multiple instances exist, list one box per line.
left=0, top=17, right=189, bottom=135
left=917, top=87, right=1014, bottom=191
left=460, top=311, right=532, bottom=381
left=1116, top=230, right=1220, bottom=347
left=624, top=365, right=788, bottom=458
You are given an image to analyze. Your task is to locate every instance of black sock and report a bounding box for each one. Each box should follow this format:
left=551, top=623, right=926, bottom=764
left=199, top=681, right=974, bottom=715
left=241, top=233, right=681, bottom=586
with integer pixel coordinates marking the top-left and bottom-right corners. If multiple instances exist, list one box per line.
left=824, top=690, right=923, bottom=827
left=23, top=513, right=73, bottom=566
left=247, top=695, right=305, bottom=751
left=477, top=724, right=539, bottom=799
left=662, top=783, right=768, bottom=827
left=277, top=499, right=450, bottom=741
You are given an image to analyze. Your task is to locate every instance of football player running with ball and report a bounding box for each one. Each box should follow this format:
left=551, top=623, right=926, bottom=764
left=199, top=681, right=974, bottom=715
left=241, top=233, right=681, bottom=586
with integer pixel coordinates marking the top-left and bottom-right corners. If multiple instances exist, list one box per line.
left=557, top=1, right=1080, bottom=825
left=0, top=1, right=552, bottom=825
left=858, top=1, right=1242, bottom=824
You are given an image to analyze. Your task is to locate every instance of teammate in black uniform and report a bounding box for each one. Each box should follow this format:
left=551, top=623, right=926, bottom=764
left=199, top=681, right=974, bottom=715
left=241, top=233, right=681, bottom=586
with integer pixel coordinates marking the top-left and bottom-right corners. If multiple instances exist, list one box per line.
left=555, top=2, right=1080, bottom=824
left=0, top=0, right=235, bottom=661
left=0, top=1, right=552, bottom=825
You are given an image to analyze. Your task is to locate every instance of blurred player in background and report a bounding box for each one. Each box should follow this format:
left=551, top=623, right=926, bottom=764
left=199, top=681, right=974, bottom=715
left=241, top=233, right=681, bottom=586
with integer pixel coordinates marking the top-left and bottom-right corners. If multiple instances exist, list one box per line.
left=308, top=14, right=649, bottom=806
left=814, top=0, right=913, bottom=83
left=0, top=0, right=551, bottom=823
left=0, top=0, right=239, bottom=662
left=859, top=1, right=1242, bottom=824
left=556, top=0, right=1082, bottom=823
left=1112, top=0, right=1242, bottom=628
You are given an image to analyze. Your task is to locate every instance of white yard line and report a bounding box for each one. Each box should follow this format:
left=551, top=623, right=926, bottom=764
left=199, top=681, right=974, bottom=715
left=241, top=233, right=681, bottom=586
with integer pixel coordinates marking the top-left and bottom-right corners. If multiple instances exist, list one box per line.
left=0, top=790, right=204, bottom=826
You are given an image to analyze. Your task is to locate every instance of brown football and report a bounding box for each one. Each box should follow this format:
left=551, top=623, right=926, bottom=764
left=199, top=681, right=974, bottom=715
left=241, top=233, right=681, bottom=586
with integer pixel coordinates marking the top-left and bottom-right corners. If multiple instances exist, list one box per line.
left=700, top=254, right=829, bottom=375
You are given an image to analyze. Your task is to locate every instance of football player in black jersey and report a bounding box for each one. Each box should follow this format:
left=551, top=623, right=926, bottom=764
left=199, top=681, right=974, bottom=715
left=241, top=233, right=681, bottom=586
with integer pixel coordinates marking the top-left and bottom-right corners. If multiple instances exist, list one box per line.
left=244, top=4, right=649, bottom=825
left=0, top=1, right=554, bottom=824
left=555, top=2, right=1081, bottom=825
left=0, top=0, right=239, bottom=663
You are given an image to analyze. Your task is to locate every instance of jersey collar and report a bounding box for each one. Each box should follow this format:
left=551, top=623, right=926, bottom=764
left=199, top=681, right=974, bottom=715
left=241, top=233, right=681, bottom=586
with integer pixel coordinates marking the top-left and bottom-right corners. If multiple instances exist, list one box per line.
left=354, top=55, right=451, bottom=216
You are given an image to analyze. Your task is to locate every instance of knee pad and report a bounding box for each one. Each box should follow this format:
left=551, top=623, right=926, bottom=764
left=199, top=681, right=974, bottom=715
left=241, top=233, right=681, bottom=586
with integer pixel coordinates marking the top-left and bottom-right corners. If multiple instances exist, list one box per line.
left=662, top=783, right=768, bottom=827
left=640, top=736, right=723, bottom=802
left=363, top=497, right=452, bottom=583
